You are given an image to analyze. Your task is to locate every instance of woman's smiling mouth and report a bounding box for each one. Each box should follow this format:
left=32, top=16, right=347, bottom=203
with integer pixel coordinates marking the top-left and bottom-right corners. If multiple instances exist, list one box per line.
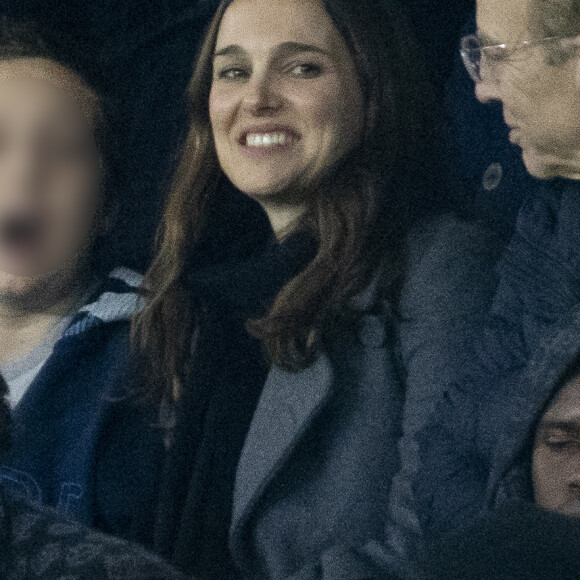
left=239, top=126, right=300, bottom=151
left=246, top=132, right=293, bottom=146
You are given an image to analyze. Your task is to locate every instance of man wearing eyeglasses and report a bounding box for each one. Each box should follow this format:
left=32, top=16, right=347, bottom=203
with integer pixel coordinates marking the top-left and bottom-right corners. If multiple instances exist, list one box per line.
left=411, top=1, right=580, bottom=577
left=462, top=0, right=580, bottom=179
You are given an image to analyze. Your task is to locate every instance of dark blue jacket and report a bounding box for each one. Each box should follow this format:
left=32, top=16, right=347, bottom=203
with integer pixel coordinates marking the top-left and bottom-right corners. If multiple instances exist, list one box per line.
left=414, top=179, right=580, bottom=552
left=415, top=307, right=580, bottom=579
left=0, top=268, right=165, bottom=545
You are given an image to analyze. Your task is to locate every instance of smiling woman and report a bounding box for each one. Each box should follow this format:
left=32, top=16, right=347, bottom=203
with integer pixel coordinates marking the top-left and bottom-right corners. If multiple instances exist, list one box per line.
left=137, top=0, right=441, bottom=382
left=209, top=0, right=365, bottom=233
left=132, top=0, right=497, bottom=578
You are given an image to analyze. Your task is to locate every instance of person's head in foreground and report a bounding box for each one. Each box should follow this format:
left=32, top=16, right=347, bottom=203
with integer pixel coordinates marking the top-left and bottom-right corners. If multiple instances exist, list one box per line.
left=532, top=364, right=580, bottom=515
left=418, top=310, right=580, bottom=579
left=419, top=500, right=580, bottom=579
left=0, top=17, right=118, bottom=313
left=488, top=310, right=580, bottom=515
left=462, top=0, right=580, bottom=179
left=137, top=0, right=438, bottom=397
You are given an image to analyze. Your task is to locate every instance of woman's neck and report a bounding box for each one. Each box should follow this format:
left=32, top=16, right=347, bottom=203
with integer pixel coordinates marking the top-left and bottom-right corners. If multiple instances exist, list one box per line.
left=0, top=271, right=90, bottom=364
left=261, top=200, right=307, bottom=240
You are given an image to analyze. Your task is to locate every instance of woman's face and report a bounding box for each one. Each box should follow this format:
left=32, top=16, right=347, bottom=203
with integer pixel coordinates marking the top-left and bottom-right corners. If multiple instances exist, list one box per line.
left=210, top=0, right=364, bottom=208
left=0, top=58, right=101, bottom=299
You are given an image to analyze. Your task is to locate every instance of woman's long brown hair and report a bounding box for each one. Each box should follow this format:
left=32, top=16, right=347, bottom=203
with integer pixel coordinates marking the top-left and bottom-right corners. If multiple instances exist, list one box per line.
left=133, top=0, right=442, bottom=400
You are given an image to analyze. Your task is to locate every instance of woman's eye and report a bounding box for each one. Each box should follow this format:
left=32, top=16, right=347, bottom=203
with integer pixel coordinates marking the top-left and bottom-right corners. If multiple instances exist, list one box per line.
left=290, top=63, right=322, bottom=77
left=216, top=67, right=248, bottom=81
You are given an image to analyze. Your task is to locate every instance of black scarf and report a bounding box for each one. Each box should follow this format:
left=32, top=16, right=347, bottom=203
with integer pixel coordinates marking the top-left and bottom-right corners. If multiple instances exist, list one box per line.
left=153, top=231, right=317, bottom=579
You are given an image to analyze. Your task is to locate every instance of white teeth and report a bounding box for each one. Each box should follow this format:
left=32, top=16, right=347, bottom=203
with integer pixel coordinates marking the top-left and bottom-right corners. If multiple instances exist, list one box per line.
left=246, top=132, right=290, bottom=147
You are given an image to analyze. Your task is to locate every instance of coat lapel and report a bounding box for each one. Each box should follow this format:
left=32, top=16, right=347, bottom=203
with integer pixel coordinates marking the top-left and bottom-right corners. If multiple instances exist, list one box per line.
left=231, top=352, right=334, bottom=532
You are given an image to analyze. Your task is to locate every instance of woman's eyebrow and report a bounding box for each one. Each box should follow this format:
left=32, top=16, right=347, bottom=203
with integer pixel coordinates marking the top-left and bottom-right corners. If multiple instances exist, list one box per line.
left=271, top=41, right=328, bottom=58
left=214, top=44, right=247, bottom=58
left=213, top=41, right=328, bottom=59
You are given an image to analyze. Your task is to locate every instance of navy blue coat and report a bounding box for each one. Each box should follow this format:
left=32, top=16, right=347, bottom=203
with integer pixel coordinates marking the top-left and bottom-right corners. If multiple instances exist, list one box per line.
left=415, top=306, right=580, bottom=579
left=414, top=179, right=580, bottom=551
left=0, top=269, right=165, bottom=545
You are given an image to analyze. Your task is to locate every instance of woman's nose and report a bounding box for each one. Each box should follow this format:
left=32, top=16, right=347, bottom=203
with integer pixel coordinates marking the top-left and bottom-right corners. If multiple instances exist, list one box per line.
left=242, top=74, right=282, bottom=115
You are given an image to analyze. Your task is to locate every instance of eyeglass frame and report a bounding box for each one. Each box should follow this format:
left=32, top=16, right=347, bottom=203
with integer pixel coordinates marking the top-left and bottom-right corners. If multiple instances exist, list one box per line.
left=460, top=34, right=577, bottom=83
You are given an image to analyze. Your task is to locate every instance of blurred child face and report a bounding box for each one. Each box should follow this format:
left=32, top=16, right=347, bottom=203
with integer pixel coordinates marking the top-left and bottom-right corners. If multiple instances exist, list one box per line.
left=0, top=58, right=101, bottom=301
left=475, top=0, right=580, bottom=179
left=209, top=0, right=364, bottom=210
left=533, top=374, right=580, bottom=517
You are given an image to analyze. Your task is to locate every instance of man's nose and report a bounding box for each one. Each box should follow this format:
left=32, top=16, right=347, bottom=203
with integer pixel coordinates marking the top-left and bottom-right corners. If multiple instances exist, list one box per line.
left=474, top=59, right=503, bottom=104
left=474, top=75, right=502, bottom=104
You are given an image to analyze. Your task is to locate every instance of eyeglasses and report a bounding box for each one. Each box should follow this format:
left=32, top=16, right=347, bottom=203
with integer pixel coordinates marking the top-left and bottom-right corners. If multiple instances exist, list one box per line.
left=460, top=34, right=576, bottom=83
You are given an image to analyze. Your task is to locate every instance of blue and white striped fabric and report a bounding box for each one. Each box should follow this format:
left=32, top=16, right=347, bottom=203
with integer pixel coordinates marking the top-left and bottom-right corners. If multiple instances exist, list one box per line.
left=63, top=267, right=144, bottom=339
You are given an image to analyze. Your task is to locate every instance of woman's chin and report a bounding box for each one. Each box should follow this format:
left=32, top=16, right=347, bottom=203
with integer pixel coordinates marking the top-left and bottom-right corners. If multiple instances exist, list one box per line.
left=236, top=181, right=290, bottom=199
left=236, top=181, right=311, bottom=212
